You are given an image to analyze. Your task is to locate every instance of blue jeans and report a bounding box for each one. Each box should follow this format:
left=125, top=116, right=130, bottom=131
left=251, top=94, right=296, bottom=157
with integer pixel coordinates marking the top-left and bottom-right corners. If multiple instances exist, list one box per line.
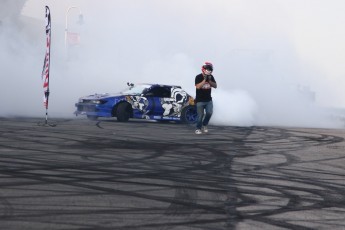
left=196, top=101, right=213, bottom=130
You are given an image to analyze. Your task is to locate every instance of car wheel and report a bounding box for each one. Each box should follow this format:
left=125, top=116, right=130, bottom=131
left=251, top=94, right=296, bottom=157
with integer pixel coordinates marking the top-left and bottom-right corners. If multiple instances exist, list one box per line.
left=116, top=102, right=131, bottom=122
left=181, top=105, right=197, bottom=124
left=87, top=115, right=98, bottom=121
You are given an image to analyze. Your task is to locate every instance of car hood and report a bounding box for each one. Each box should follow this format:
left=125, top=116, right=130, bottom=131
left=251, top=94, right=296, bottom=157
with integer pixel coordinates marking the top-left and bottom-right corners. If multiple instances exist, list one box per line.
left=80, top=93, right=121, bottom=100
left=80, top=92, right=141, bottom=100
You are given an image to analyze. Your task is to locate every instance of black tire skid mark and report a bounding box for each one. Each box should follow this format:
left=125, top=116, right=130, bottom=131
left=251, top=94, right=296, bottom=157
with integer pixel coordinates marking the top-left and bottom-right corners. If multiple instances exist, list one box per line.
left=0, top=126, right=170, bottom=167
left=0, top=194, right=13, bottom=219
left=0, top=129, right=231, bottom=227
left=158, top=127, right=255, bottom=228
left=0, top=120, right=344, bottom=229
left=230, top=127, right=345, bottom=229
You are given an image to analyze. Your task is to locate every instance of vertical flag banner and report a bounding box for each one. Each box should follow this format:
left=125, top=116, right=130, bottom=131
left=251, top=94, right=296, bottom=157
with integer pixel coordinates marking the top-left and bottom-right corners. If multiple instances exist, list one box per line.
left=39, top=5, right=56, bottom=126
left=42, top=6, right=51, bottom=109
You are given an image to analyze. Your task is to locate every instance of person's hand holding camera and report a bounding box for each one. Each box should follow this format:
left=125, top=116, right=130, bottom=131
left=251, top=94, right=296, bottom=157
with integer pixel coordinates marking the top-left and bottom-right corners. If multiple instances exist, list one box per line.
left=205, top=75, right=212, bottom=81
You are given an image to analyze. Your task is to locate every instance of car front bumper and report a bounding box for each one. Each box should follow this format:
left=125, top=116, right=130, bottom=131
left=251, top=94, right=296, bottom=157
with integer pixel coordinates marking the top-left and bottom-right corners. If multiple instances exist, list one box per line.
left=74, top=103, right=112, bottom=117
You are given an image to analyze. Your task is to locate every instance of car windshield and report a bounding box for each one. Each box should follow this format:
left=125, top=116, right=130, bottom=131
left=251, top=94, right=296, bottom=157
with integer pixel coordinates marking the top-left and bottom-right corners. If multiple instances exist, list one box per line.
left=120, top=84, right=151, bottom=95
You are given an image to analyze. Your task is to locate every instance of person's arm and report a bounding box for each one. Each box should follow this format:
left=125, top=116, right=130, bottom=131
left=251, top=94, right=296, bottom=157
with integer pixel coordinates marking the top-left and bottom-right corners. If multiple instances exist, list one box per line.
left=208, top=76, right=217, bottom=88
left=195, top=78, right=207, bottom=89
left=209, top=80, right=217, bottom=88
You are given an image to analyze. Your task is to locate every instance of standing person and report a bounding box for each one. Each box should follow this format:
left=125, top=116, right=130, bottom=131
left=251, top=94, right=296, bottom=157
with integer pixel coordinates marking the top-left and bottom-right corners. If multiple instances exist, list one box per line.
left=194, top=62, right=217, bottom=134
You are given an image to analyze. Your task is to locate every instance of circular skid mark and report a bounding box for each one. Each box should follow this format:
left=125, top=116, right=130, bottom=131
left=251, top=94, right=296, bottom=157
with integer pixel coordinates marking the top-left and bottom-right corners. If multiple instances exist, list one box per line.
left=0, top=118, right=344, bottom=229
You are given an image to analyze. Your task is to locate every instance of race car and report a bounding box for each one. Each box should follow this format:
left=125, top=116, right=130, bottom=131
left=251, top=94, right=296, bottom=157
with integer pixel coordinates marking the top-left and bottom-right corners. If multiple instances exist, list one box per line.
left=74, top=83, right=197, bottom=124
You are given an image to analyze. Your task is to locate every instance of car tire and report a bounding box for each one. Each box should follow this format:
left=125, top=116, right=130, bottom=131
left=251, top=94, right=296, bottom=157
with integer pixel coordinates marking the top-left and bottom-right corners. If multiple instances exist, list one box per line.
left=181, top=105, right=197, bottom=124
left=116, top=102, right=131, bottom=122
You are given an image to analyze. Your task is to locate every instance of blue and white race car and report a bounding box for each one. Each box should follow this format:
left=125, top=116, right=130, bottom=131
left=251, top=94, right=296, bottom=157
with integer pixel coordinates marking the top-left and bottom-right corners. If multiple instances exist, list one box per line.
left=74, top=83, right=197, bottom=124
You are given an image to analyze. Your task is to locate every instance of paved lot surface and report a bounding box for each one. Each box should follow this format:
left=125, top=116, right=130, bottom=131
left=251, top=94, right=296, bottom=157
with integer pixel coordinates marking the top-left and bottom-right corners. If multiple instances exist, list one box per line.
left=0, top=117, right=345, bottom=230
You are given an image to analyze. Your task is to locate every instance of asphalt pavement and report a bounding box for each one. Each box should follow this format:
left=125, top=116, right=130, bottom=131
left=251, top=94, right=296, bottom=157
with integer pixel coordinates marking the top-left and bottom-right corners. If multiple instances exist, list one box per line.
left=0, top=117, right=345, bottom=230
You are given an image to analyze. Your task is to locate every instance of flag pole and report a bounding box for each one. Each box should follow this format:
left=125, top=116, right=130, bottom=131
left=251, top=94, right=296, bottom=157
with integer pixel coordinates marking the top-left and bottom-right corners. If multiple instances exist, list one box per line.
left=44, top=90, right=49, bottom=125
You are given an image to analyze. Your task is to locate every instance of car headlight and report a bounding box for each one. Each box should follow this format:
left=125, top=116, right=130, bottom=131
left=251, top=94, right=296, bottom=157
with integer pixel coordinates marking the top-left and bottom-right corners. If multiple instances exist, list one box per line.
left=91, top=99, right=106, bottom=104
left=79, top=99, right=106, bottom=104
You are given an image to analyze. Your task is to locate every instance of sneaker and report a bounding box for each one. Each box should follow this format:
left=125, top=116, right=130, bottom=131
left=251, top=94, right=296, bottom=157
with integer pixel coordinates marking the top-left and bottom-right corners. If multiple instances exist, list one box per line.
left=202, top=126, right=208, bottom=133
left=195, top=129, right=202, bottom=134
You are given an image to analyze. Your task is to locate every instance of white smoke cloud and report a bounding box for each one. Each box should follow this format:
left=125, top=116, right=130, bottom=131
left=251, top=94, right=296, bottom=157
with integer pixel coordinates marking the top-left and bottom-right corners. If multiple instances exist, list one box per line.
left=1, top=0, right=344, bottom=128
left=0, top=17, right=42, bottom=117
left=212, top=89, right=258, bottom=127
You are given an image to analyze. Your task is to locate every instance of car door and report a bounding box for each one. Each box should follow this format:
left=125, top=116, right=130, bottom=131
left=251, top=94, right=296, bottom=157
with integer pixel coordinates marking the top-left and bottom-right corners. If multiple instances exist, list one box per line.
left=143, top=86, right=172, bottom=118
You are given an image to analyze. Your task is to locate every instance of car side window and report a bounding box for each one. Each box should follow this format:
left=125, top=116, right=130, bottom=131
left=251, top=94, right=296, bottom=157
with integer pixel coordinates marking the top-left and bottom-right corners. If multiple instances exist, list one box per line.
left=145, top=87, right=171, bottom=98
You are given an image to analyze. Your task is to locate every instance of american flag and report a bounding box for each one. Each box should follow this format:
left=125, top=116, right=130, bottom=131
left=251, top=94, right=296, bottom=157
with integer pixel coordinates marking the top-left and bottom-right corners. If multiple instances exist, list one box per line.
left=42, top=6, right=51, bottom=109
